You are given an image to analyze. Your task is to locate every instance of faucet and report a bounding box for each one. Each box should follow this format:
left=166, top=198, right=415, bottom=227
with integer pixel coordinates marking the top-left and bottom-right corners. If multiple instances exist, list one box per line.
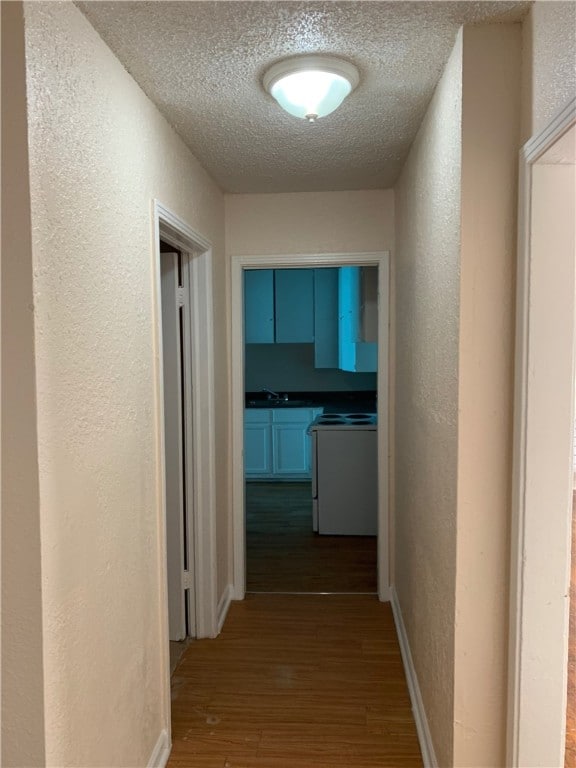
left=261, top=388, right=288, bottom=401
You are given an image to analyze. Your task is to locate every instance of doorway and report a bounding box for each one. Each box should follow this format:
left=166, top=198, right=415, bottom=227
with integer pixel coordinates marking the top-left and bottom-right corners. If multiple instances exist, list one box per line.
left=153, top=202, right=219, bottom=742
left=508, top=103, right=576, bottom=766
left=231, top=252, right=390, bottom=602
left=159, top=242, right=196, bottom=676
left=243, top=265, right=379, bottom=594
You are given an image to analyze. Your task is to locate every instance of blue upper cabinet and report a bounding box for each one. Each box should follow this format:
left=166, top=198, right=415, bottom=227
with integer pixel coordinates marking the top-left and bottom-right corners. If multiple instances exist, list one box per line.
left=338, top=266, right=378, bottom=373
left=245, top=268, right=314, bottom=344
left=244, top=269, right=274, bottom=343
left=275, top=269, right=315, bottom=343
left=313, top=268, right=339, bottom=368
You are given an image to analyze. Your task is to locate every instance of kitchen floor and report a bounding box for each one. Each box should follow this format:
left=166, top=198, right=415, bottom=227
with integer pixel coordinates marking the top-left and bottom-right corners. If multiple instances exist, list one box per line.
left=167, top=594, right=422, bottom=767
left=246, top=481, right=377, bottom=593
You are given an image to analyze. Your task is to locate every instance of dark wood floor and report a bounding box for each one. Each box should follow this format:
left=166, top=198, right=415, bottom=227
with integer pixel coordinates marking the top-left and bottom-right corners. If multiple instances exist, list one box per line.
left=566, top=489, right=576, bottom=767
left=246, top=481, right=377, bottom=593
left=167, top=594, right=422, bottom=767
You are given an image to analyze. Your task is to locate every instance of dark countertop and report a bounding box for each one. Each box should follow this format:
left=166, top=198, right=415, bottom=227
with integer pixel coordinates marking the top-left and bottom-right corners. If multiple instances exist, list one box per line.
left=245, top=391, right=377, bottom=414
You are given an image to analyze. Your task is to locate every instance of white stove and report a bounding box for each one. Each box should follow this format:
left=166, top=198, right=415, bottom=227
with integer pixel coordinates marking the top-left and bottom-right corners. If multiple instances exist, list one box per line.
left=308, top=412, right=378, bottom=536
left=309, top=412, right=377, bottom=430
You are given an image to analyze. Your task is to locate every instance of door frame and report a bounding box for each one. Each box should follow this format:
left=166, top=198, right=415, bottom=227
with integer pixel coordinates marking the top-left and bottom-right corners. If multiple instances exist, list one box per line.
left=507, top=98, right=576, bottom=766
left=152, top=201, right=218, bottom=734
left=160, top=249, right=196, bottom=641
left=231, top=251, right=390, bottom=601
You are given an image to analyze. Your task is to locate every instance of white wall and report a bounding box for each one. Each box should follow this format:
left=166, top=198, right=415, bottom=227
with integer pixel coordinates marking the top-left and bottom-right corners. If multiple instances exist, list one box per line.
left=455, top=25, right=521, bottom=766
left=225, top=190, right=394, bottom=256
left=394, top=31, right=463, bottom=768
left=394, top=23, right=521, bottom=767
left=522, top=1, right=576, bottom=142
left=17, top=2, right=227, bottom=765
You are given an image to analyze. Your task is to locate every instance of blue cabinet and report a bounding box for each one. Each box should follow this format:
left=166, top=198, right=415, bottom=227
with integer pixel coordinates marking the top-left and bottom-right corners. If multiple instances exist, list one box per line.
left=244, top=269, right=274, bottom=343
left=244, top=407, right=322, bottom=479
left=338, top=267, right=378, bottom=373
left=274, top=269, right=315, bottom=343
left=313, top=268, right=339, bottom=368
left=244, top=409, right=273, bottom=477
left=244, top=269, right=314, bottom=344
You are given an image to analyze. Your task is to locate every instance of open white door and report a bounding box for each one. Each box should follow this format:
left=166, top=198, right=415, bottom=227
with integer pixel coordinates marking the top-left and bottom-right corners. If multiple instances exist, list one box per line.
left=160, top=251, right=196, bottom=641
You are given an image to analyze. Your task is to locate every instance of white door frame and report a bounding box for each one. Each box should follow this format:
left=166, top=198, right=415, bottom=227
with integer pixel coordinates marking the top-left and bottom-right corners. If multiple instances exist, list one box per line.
left=152, top=201, right=218, bottom=734
left=508, top=98, right=576, bottom=767
left=231, top=252, right=390, bottom=601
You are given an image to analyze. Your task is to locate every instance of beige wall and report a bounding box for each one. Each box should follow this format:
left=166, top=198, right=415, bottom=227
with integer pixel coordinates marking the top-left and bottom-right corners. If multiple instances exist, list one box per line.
left=225, top=190, right=394, bottom=256
left=522, top=1, right=576, bottom=142
left=394, top=23, right=521, bottom=767
left=455, top=25, right=521, bottom=766
left=1, top=4, right=46, bottom=765
left=18, top=2, right=227, bottom=765
left=394, top=31, right=463, bottom=768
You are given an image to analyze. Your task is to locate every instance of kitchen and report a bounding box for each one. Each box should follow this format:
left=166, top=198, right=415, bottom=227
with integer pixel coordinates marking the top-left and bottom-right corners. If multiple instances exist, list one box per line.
left=243, top=264, right=381, bottom=592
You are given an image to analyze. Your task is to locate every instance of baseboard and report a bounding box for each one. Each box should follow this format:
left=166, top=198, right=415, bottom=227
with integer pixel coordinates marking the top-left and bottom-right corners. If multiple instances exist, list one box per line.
left=217, top=583, right=233, bottom=634
left=390, top=587, right=438, bottom=768
left=147, top=729, right=171, bottom=768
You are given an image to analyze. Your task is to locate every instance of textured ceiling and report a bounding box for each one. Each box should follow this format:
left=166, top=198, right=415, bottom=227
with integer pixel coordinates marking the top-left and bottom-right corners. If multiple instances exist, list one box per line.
left=77, top=1, right=530, bottom=193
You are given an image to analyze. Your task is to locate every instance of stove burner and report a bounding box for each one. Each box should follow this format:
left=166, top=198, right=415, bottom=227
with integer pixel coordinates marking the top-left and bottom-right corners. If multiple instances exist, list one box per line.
left=346, top=413, right=372, bottom=419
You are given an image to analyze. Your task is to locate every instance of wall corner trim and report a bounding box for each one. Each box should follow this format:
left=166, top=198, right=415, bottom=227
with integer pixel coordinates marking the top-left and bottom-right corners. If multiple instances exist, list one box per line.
left=391, top=587, right=438, bottom=768
left=147, top=729, right=171, bottom=768
left=217, top=584, right=234, bottom=634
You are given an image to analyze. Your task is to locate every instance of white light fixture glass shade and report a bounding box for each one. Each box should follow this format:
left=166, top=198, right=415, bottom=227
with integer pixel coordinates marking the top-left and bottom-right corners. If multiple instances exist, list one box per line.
left=263, top=55, right=359, bottom=122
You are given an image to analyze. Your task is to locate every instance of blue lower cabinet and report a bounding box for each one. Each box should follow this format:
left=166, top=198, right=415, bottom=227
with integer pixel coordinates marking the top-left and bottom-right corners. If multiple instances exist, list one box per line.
left=244, top=408, right=322, bottom=479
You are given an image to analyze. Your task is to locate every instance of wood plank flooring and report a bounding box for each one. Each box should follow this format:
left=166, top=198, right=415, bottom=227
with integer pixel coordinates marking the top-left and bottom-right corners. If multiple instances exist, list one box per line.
left=167, top=594, right=422, bottom=767
left=246, top=482, right=377, bottom=593
left=566, top=489, right=576, bottom=767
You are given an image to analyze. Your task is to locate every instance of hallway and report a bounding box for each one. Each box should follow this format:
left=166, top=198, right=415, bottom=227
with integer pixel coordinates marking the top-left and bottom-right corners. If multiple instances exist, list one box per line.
left=167, top=594, right=422, bottom=767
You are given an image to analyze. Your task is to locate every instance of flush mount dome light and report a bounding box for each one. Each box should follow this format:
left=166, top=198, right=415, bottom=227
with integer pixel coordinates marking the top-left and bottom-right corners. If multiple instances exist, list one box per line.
left=263, top=55, right=360, bottom=123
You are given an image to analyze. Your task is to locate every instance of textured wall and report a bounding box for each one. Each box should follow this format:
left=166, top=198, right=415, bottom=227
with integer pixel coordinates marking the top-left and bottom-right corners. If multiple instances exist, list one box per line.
left=395, top=22, right=522, bottom=767
left=22, top=2, right=226, bottom=765
left=1, top=4, right=45, bottom=765
left=522, top=1, right=576, bottom=142
left=225, top=190, right=394, bottom=256
left=455, top=25, right=521, bottom=766
left=394, top=32, right=463, bottom=768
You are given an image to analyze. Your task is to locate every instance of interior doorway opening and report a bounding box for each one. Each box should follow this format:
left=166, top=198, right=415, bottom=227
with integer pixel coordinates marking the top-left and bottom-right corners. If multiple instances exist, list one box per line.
left=231, top=252, right=390, bottom=603
left=159, top=241, right=196, bottom=679
left=153, top=201, right=218, bottom=744
left=508, top=104, right=576, bottom=767
left=242, top=264, right=379, bottom=595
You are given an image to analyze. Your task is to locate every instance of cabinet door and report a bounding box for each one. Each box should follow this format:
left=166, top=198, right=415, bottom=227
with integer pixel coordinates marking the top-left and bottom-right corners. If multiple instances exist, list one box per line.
left=338, top=266, right=377, bottom=373
left=244, top=410, right=272, bottom=477
left=244, top=269, right=274, bottom=343
left=314, top=268, right=339, bottom=368
left=274, top=269, right=315, bottom=343
left=272, top=423, right=310, bottom=475
left=338, top=266, right=360, bottom=371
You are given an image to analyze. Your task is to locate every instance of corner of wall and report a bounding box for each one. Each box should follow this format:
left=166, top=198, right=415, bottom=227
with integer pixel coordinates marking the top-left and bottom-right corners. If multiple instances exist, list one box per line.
left=1, top=2, right=46, bottom=764
left=455, top=21, right=522, bottom=767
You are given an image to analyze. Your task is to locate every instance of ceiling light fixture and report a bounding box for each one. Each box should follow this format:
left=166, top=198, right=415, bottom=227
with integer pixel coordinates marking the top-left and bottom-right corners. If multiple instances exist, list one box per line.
left=263, top=55, right=360, bottom=123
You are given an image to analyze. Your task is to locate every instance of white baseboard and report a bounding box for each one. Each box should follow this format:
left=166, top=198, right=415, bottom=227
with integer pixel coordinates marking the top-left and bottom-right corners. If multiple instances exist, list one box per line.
left=390, top=587, right=438, bottom=768
left=147, top=729, right=171, bottom=768
left=217, top=583, right=233, bottom=634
